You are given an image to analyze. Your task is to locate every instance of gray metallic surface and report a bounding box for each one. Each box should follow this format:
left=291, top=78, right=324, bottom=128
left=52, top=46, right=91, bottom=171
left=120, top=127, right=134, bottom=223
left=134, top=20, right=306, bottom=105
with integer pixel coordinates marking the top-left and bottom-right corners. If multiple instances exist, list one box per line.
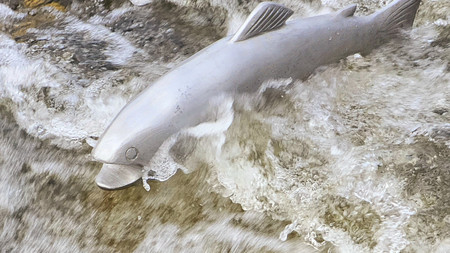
left=95, top=164, right=142, bottom=190
left=92, top=0, right=421, bottom=189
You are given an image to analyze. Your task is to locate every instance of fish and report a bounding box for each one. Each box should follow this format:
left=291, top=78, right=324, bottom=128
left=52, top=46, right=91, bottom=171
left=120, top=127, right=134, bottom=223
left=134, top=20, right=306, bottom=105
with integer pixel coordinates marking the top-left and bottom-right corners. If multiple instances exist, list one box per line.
left=92, top=0, right=422, bottom=189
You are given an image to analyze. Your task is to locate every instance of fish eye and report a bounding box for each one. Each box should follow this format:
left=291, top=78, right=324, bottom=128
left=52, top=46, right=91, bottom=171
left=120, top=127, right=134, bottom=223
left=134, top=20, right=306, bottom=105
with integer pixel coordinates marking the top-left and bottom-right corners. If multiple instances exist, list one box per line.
left=125, top=147, right=138, bottom=161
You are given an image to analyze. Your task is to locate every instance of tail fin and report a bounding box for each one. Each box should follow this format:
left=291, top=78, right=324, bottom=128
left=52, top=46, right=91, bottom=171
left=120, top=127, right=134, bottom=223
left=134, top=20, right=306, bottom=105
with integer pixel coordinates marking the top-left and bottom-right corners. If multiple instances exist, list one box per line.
left=372, top=0, right=421, bottom=39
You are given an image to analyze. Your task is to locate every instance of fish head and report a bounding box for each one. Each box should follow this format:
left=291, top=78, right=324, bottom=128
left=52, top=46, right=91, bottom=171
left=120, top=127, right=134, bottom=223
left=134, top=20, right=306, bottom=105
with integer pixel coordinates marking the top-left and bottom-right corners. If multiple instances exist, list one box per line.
left=91, top=116, right=151, bottom=189
left=92, top=113, right=170, bottom=189
left=92, top=123, right=147, bottom=166
left=91, top=101, right=168, bottom=189
left=92, top=123, right=168, bottom=167
left=92, top=89, right=173, bottom=167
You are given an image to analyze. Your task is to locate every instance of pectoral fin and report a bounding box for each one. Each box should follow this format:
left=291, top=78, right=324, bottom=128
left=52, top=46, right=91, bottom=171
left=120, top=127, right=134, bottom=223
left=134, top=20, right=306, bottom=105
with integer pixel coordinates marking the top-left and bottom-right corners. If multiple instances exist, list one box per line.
left=231, top=2, right=293, bottom=42
left=96, top=164, right=142, bottom=190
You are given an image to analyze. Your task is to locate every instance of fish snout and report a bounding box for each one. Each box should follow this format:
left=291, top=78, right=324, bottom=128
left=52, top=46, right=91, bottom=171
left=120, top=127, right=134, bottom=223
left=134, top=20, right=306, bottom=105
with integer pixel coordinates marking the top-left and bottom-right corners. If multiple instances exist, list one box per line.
left=92, top=135, right=143, bottom=166
left=91, top=136, right=131, bottom=165
left=91, top=141, right=118, bottom=164
left=95, top=163, right=143, bottom=189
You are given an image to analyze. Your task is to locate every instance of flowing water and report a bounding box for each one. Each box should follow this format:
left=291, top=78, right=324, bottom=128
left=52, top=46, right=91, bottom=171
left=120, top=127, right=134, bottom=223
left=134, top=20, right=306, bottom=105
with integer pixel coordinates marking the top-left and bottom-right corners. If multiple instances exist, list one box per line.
left=0, top=0, right=449, bottom=252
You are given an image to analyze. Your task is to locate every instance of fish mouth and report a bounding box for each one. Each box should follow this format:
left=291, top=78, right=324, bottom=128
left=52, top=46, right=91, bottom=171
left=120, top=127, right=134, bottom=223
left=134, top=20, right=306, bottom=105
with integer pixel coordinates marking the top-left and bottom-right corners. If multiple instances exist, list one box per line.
left=95, top=163, right=142, bottom=190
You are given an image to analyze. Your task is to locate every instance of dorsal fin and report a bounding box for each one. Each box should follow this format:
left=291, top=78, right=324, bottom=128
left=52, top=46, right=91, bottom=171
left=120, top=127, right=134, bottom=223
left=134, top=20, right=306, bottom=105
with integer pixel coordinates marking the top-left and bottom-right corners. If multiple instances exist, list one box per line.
left=231, top=2, right=293, bottom=42
left=337, top=4, right=357, bottom=17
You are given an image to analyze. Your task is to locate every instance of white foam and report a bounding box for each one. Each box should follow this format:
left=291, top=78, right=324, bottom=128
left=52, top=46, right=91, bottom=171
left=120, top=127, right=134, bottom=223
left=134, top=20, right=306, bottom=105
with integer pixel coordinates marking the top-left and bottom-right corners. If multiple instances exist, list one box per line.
left=142, top=95, right=236, bottom=189
left=0, top=1, right=448, bottom=251
left=0, top=4, right=26, bottom=20
left=63, top=16, right=136, bottom=65
left=0, top=14, right=140, bottom=149
left=88, top=5, right=134, bottom=25
left=142, top=22, right=449, bottom=250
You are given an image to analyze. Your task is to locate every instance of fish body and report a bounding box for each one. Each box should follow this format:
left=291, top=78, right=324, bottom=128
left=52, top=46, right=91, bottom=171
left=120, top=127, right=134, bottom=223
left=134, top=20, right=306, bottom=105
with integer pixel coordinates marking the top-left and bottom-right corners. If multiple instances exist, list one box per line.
left=92, top=0, right=422, bottom=189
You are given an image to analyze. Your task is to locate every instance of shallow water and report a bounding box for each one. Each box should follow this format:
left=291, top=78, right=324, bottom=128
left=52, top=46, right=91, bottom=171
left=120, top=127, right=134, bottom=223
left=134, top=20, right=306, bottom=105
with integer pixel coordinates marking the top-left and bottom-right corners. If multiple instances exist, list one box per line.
left=0, top=0, right=449, bottom=252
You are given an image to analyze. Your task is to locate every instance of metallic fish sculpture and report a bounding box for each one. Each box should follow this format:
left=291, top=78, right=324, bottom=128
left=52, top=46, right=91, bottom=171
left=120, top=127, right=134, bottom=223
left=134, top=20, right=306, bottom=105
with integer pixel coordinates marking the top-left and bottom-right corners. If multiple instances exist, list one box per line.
left=92, top=0, right=421, bottom=189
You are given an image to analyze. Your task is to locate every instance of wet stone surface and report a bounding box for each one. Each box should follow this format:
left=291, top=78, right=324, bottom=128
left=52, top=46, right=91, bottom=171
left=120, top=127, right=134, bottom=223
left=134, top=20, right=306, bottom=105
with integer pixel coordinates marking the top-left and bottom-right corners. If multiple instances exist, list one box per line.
left=6, top=0, right=224, bottom=82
